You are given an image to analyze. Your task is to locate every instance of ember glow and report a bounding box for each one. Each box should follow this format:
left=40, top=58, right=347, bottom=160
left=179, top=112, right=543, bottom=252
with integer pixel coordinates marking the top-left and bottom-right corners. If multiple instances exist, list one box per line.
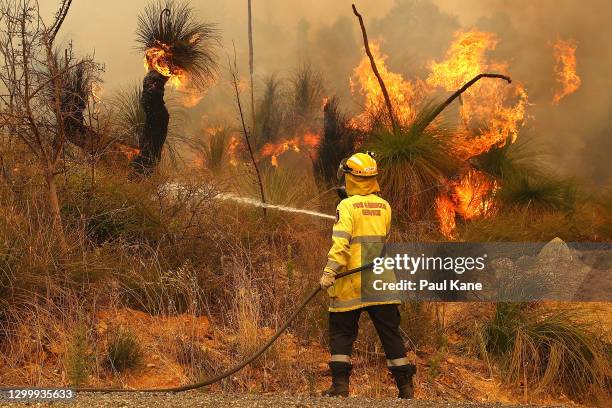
left=227, top=135, right=240, bottom=167
left=260, top=132, right=321, bottom=167
left=452, top=170, right=497, bottom=220
left=552, top=38, right=581, bottom=105
left=435, top=194, right=457, bottom=239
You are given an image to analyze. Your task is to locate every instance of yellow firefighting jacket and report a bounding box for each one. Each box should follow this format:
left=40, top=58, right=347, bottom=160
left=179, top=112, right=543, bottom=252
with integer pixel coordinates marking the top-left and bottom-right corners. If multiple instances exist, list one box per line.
left=324, top=173, right=400, bottom=312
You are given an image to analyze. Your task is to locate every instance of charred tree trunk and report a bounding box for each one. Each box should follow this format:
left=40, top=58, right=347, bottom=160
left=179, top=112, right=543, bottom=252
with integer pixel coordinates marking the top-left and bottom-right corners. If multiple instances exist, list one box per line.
left=132, top=70, right=169, bottom=174
left=315, top=97, right=356, bottom=186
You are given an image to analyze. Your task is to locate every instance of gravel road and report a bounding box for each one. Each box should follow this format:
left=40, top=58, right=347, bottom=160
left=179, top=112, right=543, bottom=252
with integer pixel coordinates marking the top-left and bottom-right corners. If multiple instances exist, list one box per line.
left=0, top=392, right=571, bottom=408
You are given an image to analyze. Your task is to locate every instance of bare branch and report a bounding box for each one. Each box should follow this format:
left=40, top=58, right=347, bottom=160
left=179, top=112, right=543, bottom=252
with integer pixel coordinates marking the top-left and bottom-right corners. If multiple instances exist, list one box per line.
left=352, top=3, right=398, bottom=133
left=228, top=42, right=267, bottom=217
left=49, top=0, right=73, bottom=44
left=421, top=73, right=512, bottom=131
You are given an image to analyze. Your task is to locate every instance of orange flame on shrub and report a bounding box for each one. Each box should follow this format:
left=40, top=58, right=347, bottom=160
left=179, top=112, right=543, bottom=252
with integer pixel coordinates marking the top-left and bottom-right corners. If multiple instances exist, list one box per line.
left=425, top=30, right=527, bottom=237
left=144, top=40, right=186, bottom=89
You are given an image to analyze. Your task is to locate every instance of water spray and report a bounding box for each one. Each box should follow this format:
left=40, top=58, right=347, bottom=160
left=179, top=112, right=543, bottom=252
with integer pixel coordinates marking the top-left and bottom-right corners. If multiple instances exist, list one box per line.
left=216, top=193, right=336, bottom=220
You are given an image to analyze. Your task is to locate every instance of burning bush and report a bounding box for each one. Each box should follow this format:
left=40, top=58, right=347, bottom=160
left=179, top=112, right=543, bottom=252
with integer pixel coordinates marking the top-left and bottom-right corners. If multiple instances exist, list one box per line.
left=132, top=0, right=219, bottom=173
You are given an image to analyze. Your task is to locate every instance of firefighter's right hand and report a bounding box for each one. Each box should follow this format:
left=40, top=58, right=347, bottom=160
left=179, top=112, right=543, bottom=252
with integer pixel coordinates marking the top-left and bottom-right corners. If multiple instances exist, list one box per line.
left=320, top=270, right=336, bottom=289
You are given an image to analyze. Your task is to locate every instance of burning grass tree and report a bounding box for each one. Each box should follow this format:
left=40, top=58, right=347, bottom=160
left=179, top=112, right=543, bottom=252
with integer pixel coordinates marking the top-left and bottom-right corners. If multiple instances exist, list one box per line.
left=133, top=0, right=219, bottom=174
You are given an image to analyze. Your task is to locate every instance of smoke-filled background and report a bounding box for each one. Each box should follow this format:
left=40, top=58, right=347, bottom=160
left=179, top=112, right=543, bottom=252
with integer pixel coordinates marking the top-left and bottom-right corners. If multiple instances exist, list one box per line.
left=41, top=0, right=611, bottom=185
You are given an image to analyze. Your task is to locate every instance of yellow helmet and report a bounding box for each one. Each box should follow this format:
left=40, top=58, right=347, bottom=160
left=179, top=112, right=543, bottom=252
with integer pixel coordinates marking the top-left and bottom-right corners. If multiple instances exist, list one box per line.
left=338, top=151, right=378, bottom=178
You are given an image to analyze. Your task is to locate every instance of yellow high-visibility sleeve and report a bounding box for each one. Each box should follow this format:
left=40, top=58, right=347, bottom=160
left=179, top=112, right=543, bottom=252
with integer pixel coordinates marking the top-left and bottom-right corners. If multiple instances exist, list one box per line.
left=324, top=200, right=353, bottom=275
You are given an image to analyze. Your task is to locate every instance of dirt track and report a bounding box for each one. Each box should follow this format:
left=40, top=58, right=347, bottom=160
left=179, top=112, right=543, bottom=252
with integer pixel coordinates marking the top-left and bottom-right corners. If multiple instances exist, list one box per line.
left=0, top=392, right=571, bottom=407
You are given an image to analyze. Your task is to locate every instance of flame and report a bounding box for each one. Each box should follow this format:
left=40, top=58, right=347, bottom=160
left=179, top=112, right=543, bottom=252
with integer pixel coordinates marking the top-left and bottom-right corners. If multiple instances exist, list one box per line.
left=435, top=194, right=457, bottom=239
left=552, top=38, right=581, bottom=105
left=453, top=170, right=497, bottom=219
left=144, top=40, right=186, bottom=89
left=427, top=30, right=527, bottom=159
left=227, top=136, right=240, bottom=167
left=259, top=132, right=321, bottom=167
left=347, top=32, right=526, bottom=237
left=350, top=42, right=423, bottom=129
left=116, top=144, right=140, bottom=160
left=421, top=30, right=528, bottom=237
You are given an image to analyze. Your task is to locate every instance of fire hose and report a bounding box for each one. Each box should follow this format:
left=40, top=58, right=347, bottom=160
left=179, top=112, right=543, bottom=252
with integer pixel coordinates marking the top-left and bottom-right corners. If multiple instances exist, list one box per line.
left=60, top=263, right=372, bottom=393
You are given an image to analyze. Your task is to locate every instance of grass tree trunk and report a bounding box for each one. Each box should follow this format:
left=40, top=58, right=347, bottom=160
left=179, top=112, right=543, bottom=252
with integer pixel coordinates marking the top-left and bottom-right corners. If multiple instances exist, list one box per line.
left=132, top=70, right=170, bottom=173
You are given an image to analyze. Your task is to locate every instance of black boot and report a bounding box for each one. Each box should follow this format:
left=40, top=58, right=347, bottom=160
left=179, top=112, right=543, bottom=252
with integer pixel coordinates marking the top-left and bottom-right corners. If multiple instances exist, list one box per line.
left=390, top=364, right=416, bottom=399
left=322, top=361, right=351, bottom=397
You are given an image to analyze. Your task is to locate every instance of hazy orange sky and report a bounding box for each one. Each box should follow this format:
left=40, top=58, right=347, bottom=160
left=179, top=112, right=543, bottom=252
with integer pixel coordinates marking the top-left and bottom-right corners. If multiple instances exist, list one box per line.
left=37, top=1, right=612, bottom=181
left=40, top=0, right=502, bottom=92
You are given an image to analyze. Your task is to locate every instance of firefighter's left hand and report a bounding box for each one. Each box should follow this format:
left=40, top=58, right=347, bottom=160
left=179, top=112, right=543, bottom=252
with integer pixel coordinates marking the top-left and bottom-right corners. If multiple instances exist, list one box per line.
left=320, top=271, right=335, bottom=289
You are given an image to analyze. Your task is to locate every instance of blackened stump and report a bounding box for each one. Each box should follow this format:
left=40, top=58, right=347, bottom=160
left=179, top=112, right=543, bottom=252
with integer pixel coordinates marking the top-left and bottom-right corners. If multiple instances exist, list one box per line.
left=132, top=70, right=169, bottom=174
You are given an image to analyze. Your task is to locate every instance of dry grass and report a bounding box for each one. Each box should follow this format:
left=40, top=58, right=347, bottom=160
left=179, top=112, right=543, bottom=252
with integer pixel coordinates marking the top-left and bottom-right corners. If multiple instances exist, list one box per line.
left=1, top=137, right=610, bottom=405
left=482, top=303, right=611, bottom=403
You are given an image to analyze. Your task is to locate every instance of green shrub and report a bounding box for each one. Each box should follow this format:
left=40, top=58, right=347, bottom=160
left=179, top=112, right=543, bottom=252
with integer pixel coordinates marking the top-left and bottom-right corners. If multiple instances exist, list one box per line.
left=105, top=328, right=143, bottom=373
left=497, top=174, right=577, bottom=212
left=65, top=324, right=93, bottom=386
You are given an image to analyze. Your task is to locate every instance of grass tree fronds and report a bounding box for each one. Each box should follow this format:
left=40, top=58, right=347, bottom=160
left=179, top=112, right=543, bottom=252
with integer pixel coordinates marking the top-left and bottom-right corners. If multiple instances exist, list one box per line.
left=201, top=127, right=231, bottom=174
left=498, top=174, right=578, bottom=212
left=113, top=85, right=145, bottom=147
left=52, top=46, right=103, bottom=152
left=352, top=3, right=397, bottom=133
left=255, top=75, right=285, bottom=147
left=288, top=64, right=325, bottom=132
left=470, top=136, right=544, bottom=182
left=483, top=303, right=610, bottom=400
left=135, top=0, right=220, bottom=89
left=369, top=102, right=463, bottom=219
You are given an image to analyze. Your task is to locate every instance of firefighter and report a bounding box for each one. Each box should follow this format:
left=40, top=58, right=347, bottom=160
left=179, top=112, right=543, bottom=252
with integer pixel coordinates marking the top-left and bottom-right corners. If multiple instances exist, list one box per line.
left=320, top=152, right=416, bottom=399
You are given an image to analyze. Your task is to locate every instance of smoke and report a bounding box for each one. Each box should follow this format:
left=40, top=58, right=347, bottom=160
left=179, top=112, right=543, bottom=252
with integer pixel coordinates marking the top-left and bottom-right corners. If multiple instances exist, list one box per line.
left=44, top=0, right=611, bottom=185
